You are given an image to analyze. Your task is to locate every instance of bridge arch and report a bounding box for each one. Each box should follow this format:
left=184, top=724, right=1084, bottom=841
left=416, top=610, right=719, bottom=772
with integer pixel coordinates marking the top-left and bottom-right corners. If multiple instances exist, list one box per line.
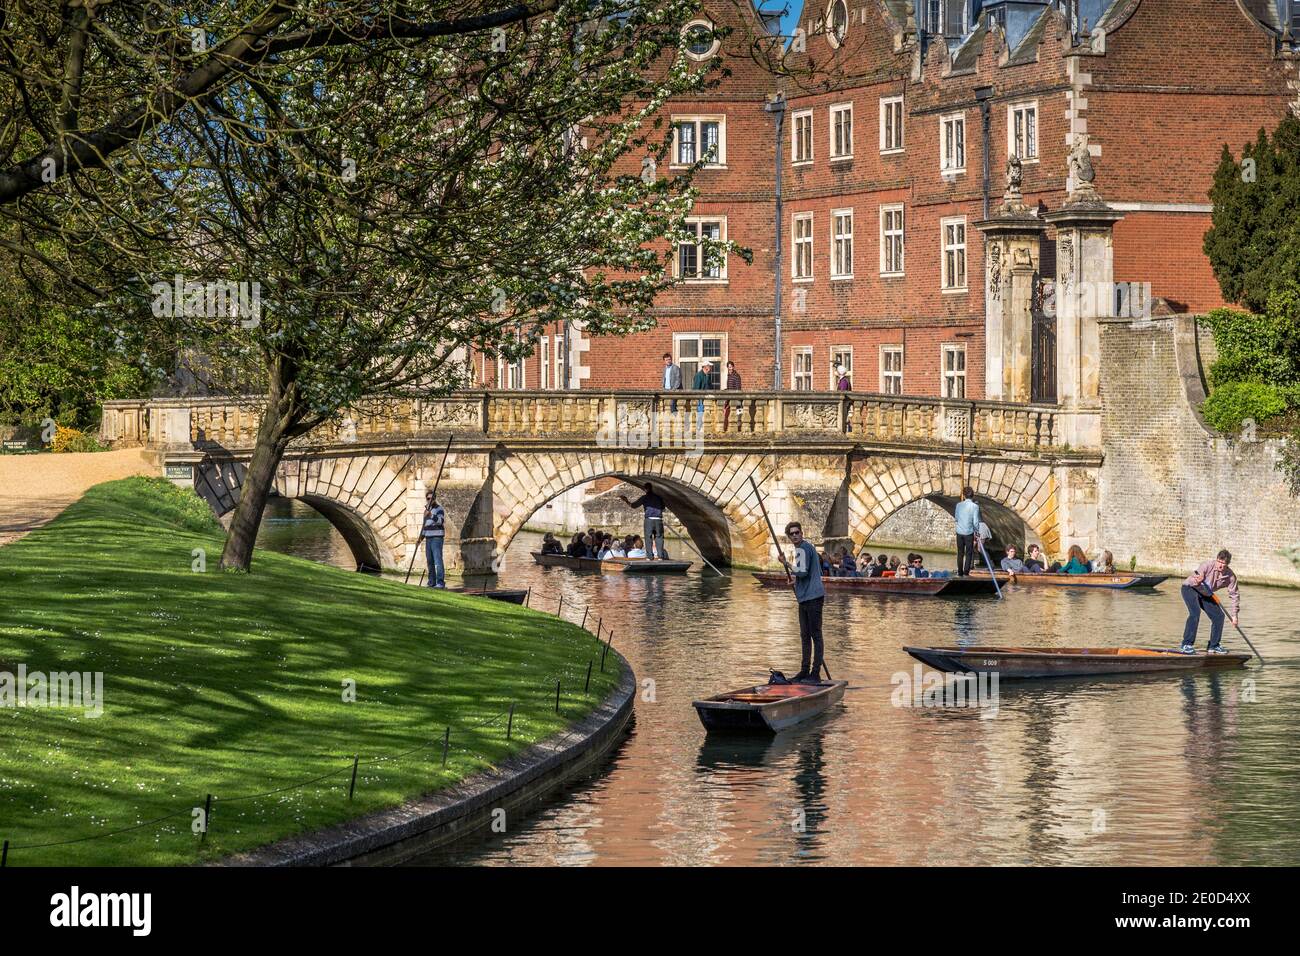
left=486, top=451, right=781, bottom=567
left=847, top=456, right=1062, bottom=558
left=195, top=453, right=410, bottom=572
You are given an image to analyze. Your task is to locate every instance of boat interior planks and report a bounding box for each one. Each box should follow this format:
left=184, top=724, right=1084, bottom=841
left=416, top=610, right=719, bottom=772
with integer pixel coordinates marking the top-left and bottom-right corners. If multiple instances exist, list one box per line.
left=903, top=645, right=1251, bottom=678
left=532, top=552, right=692, bottom=574
left=692, top=680, right=848, bottom=734
left=751, top=572, right=999, bottom=596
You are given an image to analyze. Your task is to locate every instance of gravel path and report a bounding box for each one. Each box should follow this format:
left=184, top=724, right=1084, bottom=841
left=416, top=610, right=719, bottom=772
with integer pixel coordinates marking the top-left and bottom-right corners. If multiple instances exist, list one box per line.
left=0, top=448, right=154, bottom=547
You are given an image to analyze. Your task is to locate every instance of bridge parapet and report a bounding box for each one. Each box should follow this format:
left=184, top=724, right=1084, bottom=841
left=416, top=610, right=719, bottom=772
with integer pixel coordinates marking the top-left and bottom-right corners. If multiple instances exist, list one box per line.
left=102, top=391, right=1081, bottom=454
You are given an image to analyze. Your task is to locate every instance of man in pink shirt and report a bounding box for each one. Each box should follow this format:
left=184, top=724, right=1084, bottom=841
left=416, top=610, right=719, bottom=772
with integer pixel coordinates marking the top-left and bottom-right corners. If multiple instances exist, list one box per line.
left=1180, top=549, right=1240, bottom=654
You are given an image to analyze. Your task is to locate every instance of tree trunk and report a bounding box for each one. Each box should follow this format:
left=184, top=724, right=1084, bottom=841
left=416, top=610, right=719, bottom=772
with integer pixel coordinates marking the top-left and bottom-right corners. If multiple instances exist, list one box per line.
left=219, top=369, right=304, bottom=571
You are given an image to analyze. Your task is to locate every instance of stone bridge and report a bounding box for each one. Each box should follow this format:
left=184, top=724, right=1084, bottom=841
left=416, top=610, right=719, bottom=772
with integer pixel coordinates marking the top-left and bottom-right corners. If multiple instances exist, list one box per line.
left=101, top=391, right=1103, bottom=575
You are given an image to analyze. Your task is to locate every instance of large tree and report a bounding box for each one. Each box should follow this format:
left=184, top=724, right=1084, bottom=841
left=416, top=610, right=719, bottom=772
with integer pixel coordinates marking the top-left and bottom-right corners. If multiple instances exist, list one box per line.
left=12, top=1, right=732, bottom=571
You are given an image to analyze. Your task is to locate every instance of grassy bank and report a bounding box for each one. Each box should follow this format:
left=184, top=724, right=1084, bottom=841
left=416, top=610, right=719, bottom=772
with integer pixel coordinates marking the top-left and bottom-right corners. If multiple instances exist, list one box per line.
left=0, top=478, right=620, bottom=865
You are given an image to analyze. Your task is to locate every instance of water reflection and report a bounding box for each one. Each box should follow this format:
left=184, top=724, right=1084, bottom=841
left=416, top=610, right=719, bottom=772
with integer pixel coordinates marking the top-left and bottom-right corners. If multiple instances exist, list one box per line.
left=254, top=513, right=1300, bottom=866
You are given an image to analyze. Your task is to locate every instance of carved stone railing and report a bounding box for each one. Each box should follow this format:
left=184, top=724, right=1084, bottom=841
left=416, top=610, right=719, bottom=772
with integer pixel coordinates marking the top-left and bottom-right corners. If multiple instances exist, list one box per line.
left=102, top=391, right=1080, bottom=454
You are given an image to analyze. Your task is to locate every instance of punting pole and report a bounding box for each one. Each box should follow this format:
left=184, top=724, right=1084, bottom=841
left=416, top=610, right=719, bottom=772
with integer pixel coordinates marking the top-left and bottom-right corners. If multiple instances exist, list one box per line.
left=667, top=515, right=725, bottom=576
left=405, top=435, right=455, bottom=585
left=1210, top=590, right=1264, bottom=662
left=977, top=536, right=1004, bottom=600
left=749, top=475, right=790, bottom=585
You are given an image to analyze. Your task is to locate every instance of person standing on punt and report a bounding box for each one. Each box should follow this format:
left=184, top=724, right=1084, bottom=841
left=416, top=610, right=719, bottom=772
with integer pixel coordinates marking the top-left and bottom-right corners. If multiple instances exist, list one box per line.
left=422, top=490, right=446, bottom=589
left=619, top=481, right=668, bottom=561
left=779, top=521, right=826, bottom=683
left=1180, top=549, right=1240, bottom=655
left=954, top=486, right=980, bottom=577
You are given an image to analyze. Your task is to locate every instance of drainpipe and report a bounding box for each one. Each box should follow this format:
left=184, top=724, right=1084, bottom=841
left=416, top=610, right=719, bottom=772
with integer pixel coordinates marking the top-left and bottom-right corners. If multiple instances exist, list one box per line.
left=765, top=93, right=786, bottom=390
left=975, top=85, right=994, bottom=221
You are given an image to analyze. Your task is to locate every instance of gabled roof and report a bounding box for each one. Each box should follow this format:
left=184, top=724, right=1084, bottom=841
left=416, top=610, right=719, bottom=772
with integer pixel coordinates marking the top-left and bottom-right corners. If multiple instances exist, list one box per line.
left=951, top=17, right=988, bottom=72
left=1005, top=5, right=1053, bottom=66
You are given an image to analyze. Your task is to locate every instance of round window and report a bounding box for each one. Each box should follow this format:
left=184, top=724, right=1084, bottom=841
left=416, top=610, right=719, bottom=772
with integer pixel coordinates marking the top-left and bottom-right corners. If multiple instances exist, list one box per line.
left=827, top=0, right=848, bottom=48
left=684, top=20, right=718, bottom=59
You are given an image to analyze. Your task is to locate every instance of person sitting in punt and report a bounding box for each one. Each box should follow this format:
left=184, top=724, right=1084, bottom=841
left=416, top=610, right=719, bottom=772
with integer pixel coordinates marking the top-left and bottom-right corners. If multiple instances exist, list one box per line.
left=1092, top=550, right=1115, bottom=574
left=884, top=555, right=901, bottom=577
left=1061, top=544, right=1091, bottom=574
left=626, top=536, right=647, bottom=559
left=1023, top=544, right=1046, bottom=573
left=600, top=534, right=626, bottom=559
left=839, top=548, right=859, bottom=577
left=865, top=553, right=888, bottom=577
left=820, top=550, right=835, bottom=576
left=906, top=553, right=930, bottom=578
left=541, top=533, right=564, bottom=555
left=1000, top=545, right=1026, bottom=574
left=566, top=533, right=586, bottom=558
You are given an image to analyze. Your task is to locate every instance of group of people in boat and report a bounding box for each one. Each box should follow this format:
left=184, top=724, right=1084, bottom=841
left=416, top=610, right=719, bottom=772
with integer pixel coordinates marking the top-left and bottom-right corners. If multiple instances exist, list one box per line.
left=540, top=530, right=650, bottom=560
left=817, top=549, right=952, bottom=579
left=999, top=544, right=1118, bottom=575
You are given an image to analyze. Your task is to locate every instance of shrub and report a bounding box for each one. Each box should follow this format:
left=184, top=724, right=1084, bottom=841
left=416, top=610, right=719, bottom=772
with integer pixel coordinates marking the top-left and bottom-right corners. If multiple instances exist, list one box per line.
left=50, top=424, right=107, bottom=453
left=1200, top=380, right=1289, bottom=434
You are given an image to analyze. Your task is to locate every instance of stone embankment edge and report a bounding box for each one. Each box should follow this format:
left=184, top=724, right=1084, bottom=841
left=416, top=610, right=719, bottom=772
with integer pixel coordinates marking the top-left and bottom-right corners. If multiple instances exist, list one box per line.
left=222, top=650, right=635, bottom=866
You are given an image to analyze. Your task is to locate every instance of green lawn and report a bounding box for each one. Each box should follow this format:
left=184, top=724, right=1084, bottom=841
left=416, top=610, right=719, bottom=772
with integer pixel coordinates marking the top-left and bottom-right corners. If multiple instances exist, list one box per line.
left=0, top=477, right=619, bottom=865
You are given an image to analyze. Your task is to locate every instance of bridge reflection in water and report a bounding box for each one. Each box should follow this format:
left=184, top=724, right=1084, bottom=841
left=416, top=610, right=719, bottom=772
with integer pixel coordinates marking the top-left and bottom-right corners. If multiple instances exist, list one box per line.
left=253, top=516, right=1300, bottom=867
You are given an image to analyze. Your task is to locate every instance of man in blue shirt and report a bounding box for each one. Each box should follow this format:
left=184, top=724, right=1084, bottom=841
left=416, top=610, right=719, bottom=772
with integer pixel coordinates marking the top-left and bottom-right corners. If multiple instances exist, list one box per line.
left=780, top=521, right=826, bottom=682
left=953, top=486, right=981, bottom=577
left=619, top=481, right=668, bottom=560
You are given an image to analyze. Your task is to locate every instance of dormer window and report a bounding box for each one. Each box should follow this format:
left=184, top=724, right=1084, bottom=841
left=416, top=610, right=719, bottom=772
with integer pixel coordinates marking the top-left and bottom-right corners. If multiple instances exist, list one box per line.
left=826, top=0, right=848, bottom=48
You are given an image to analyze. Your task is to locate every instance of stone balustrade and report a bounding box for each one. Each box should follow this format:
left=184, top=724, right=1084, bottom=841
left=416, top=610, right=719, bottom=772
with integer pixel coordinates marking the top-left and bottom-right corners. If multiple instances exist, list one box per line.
left=101, top=390, right=1076, bottom=453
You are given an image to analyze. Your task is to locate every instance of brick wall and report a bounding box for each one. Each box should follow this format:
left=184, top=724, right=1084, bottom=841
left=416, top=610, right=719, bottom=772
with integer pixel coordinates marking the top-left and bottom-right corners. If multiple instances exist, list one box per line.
left=1097, top=315, right=1300, bottom=585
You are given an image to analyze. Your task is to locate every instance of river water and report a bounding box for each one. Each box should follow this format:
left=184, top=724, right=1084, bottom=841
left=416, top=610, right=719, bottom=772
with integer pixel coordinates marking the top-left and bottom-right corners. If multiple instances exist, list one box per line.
left=256, top=499, right=1300, bottom=866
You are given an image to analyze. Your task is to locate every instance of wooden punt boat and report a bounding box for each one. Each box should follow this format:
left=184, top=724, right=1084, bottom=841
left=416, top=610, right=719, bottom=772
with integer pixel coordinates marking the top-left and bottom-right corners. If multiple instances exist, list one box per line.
left=692, top=680, right=847, bottom=733
left=447, top=587, right=529, bottom=605
left=903, top=645, right=1250, bottom=679
left=531, top=552, right=692, bottom=574
left=751, top=572, right=1000, bottom=596
left=998, top=571, right=1168, bottom=589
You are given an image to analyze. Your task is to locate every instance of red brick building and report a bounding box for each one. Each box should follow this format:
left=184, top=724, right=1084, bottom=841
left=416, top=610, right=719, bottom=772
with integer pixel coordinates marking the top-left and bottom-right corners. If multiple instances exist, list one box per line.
left=476, top=0, right=1299, bottom=399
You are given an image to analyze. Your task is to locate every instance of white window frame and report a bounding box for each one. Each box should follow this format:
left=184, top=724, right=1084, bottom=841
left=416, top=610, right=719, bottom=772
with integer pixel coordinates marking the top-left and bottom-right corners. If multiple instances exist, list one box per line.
left=677, top=216, right=728, bottom=282
left=830, top=208, right=854, bottom=279
left=496, top=354, right=525, bottom=390
left=1008, top=101, right=1038, bottom=163
left=940, top=111, right=966, bottom=175
left=792, top=109, right=814, bottom=165
left=942, top=343, right=967, bottom=399
left=792, top=346, right=814, bottom=391
left=674, top=332, right=728, bottom=389
left=793, top=212, right=814, bottom=282
left=880, top=345, right=904, bottom=395
left=670, top=115, right=726, bottom=168
left=829, top=102, right=853, bottom=161
left=825, top=0, right=849, bottom=49
left=879, top=203, right=905, bottom=276
left=554, top=333, right=565, bottom=389
left=682, top=18, right=720, bottom=60
left=829, top=346, right=853, bottom=389
left=941, top=216, right=968, bottom=292
left=879, top=95, right=904, bottom=153
left=539, top=336, right=550, bottom=389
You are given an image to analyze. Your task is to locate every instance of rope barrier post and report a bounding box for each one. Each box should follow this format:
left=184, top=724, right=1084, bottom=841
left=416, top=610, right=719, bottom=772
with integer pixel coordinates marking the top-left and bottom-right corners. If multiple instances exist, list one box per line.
left=525, top=587, right=531, bottom=608
left=2, top=839, right=8, bottom=867
left=581, top=606, right=589, bottom=630
left=601, top=631, right=613, bottom=671
left=558, top=594, right=564, bottom=617
left=348, top=757, right=359, bottom=801
left=596, top=617, right=602, bottom=641
left=507, top=703, right=516, bottom=740
left=585, top=660, right=593, bottom=693
left=201, top=793, right=213, bottom=843
left=554, top=680, right=561, bottom=715
left=441, top=727, right=450, bottom=767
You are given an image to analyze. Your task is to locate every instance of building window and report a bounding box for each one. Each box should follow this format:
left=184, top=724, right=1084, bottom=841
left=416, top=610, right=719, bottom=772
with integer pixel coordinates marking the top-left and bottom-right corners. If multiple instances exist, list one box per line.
left=678, top=217, right=726, bottom=280
left=1009, top=102, right=1037, bottom=161
left=673, top=116, right=724, bottom=167
left=792, top=109, right=813, bottom=164
left=880, top=204, right=904, bottom=276
left=826, top=0, right=848, bottom=47
left=497, top=355, right=525, bottom=390
left=941, top=217, right=967, bottom=291
left=940, top=112, right=965, bottom=174
left=554, top=333, right=565, bottom=388
left=676, top=333, right=726, bottom=388
left=793, top=212, right=814, bottom=280
left=831, top=208, right=853, bottom=279
left=792, top=347, right=813, bottom=391
left=880, top=96, right=904, bottom=153
left=942, top=344, right=967, bottom=398
left=830, top=347, right=853, bottom=388
left=539, top=336, right=550, bottom=389
left=881, top=345, right=903, bottom=394
left=683, top=19, right=719, bottom=60
left=829, top=103, right=853, bottom=160
left=924, top=0, right=942, bottom=34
